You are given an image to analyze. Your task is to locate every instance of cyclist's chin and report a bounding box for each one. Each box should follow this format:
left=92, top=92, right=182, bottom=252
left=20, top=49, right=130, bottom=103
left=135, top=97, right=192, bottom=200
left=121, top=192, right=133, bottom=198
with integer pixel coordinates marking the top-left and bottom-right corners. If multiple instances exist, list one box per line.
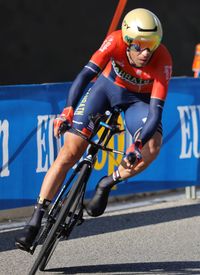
left=136, top=59, right=149, bottom=67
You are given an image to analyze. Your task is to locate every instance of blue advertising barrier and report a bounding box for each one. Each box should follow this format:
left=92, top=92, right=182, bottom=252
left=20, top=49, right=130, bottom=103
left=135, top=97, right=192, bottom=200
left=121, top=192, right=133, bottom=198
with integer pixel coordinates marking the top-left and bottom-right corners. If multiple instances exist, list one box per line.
left=0, top=78, right=200, bottom=210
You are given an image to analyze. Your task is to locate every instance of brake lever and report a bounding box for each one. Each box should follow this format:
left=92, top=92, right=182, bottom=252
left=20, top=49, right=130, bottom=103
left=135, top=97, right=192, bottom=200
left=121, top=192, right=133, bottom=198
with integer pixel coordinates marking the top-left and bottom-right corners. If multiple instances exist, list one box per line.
left=126, top=152, right=137, bottom=165
left=58, top=121, right=71, bottom=136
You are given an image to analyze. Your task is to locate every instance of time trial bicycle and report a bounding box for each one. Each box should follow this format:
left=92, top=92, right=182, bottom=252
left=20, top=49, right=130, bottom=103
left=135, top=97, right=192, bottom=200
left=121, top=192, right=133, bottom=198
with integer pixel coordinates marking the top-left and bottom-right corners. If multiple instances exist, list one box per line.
left=28, top=107, right=136, bottom=275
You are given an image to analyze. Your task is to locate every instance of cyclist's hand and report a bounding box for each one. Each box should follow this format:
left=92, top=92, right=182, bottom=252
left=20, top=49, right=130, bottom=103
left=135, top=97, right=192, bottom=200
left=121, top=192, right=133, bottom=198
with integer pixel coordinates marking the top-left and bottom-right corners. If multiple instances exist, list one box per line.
left=53, top=106, right=74, bottom=138
left=125, top=140, right=143, bottom=168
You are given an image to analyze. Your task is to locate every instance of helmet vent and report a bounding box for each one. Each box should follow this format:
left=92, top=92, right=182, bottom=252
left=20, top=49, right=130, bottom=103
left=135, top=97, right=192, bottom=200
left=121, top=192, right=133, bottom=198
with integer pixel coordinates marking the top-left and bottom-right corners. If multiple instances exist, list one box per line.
left=137, top=26, right=157, bottom=32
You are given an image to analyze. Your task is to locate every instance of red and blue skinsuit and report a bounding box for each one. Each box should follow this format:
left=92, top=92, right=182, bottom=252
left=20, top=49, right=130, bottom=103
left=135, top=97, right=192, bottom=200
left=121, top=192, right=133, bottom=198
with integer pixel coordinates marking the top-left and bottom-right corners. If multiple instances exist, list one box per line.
left=67, top=30, right=172, bottom=145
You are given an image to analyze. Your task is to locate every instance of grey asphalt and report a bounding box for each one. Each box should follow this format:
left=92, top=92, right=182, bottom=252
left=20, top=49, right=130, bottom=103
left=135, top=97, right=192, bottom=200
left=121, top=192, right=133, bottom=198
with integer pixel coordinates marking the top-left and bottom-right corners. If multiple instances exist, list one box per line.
left=1, top=196, right=200, bottom=275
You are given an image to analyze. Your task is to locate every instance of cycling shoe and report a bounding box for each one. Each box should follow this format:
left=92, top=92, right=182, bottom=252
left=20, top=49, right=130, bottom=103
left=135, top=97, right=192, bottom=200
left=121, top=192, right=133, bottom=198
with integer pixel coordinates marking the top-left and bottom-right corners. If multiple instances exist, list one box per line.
left=85, top=183, right=111, bottom=217
left=15, top=225, right=40, bottom=252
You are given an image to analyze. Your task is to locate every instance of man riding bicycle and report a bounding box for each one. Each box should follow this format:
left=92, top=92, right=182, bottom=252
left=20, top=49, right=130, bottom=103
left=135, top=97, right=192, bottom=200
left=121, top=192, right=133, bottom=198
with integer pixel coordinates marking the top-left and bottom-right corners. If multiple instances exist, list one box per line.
left=16, top=8, right=172, bottom=252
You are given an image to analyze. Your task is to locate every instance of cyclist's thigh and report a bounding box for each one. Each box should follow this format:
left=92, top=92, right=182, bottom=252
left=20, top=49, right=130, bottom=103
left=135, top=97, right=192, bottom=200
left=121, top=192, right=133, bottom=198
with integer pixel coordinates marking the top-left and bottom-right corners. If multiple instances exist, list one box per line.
left=72, top=82, right=110, bottom=137
left=124, top=101, right=162, bottom=141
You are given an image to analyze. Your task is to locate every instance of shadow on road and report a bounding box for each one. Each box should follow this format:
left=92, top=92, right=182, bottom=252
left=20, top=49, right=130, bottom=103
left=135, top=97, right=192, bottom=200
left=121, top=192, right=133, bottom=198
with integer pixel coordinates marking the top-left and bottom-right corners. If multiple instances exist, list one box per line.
left=47, top=261, right=200, bottom=274
left=1, top=202, right=200, bottom=252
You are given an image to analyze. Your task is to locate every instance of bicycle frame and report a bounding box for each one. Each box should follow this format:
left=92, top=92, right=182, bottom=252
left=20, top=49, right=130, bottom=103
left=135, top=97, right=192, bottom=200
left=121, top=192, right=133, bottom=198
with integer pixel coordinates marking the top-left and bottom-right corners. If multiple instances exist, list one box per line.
left=29, top=107, right=125, bottom=255
left=28, top=107, right=127, bottom=274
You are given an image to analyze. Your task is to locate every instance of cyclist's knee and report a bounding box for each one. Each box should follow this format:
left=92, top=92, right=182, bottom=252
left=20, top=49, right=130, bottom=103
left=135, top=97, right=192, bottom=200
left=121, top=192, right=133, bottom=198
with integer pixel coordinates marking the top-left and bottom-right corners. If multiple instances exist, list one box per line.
left=55, top=133, right=88, bottom=169
left=57, top=147, right=79, bottom=167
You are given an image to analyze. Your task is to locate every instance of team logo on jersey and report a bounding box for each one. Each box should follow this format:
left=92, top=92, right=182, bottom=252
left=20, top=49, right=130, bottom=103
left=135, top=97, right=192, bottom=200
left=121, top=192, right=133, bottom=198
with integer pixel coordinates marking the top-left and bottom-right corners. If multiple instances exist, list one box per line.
left=164, top=65, right=172, bottom=81
left=112, top=60, right=153, bottom=86
left=99, top=36, right=113, bottom=52
left=74, top=90, right=90, bottom=116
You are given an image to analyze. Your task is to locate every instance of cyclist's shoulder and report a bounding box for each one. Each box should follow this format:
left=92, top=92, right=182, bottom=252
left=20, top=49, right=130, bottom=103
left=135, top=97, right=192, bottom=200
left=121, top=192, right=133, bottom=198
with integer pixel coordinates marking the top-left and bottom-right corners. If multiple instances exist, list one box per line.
left=97, top=30, right=125, bottom=56
left=148, top=44, right=172, bottom=81
left=153, top=44, right=173, bottom=64
left=104, top=30, right=124, bottom=47
left=106, top=30, right=122, bottom=39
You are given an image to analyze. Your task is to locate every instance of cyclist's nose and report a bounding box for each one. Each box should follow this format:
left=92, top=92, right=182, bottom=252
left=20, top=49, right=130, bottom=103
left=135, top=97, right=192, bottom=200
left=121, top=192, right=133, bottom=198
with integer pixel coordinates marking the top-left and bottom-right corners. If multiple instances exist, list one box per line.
left=141, top=49, right=151, bottom=57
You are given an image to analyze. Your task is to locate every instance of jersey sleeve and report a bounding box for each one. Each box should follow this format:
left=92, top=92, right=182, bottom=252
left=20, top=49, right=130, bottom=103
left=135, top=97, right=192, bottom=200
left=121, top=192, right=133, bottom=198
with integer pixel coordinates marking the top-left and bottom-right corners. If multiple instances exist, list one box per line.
left=137, top=46, right=173, bottom=146
left=151, top=46, right=173, bottom=101
left=89, top=32, right=118, bottom=70
left=66, top=32, right=118, bottom=109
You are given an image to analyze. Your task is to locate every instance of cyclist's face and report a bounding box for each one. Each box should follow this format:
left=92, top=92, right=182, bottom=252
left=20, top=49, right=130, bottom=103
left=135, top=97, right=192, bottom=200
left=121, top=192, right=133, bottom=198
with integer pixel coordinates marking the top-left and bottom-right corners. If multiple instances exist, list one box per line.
left=129, top=48, right=153, bottom=67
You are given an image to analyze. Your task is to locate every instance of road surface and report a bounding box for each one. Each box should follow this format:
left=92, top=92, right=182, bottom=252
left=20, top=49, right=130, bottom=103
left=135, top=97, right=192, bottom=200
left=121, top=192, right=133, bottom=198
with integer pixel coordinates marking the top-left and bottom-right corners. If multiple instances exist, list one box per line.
left=1, top=196, right=200, bottom=275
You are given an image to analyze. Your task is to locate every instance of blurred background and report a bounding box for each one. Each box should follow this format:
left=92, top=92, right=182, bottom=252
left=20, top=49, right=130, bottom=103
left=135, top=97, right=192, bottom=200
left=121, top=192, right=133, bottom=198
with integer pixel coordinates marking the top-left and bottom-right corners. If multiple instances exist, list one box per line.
left=0, top=0, right=199, bottom=85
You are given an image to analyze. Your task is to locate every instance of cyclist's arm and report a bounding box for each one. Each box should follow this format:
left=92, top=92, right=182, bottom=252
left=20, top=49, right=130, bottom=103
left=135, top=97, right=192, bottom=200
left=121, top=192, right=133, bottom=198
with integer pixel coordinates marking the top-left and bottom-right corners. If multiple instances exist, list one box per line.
left=136, top=96, right=164, bottom=146
left=66, top=62, right=100, bottom=108
left=66, top=32, right=118, bottom=109
left=136, top=62, right=172, bottom=146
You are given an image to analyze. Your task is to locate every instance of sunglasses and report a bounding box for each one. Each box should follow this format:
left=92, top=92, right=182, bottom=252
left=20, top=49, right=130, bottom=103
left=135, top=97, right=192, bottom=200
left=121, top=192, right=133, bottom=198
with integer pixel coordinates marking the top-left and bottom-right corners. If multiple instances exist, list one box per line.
left=129, top=39, right=159, bottom=52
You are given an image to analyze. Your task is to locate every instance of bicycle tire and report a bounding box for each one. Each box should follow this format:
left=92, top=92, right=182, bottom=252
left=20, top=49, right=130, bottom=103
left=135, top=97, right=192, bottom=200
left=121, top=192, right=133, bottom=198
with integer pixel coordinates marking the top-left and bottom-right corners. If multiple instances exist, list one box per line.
left=36, top=211, right=64, bottom=271
left=39, top=235, right=60, bottom=271
left=39, top=186, right=85, bottom=271
left=29, top=163, right=90, bottom=275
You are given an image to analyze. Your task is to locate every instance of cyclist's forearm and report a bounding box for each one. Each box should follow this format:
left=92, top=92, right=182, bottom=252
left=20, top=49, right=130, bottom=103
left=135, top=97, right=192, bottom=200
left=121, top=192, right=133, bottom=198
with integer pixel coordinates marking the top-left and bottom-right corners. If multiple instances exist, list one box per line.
left=66, top=62, right=101, bottom=109
left=137, top=98, right=164, bottom=146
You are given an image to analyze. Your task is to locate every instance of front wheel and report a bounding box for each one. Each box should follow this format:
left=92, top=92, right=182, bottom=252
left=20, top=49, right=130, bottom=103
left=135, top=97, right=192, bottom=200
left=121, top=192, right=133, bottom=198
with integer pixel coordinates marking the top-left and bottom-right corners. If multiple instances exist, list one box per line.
left=29, top=163, right=90, bottom=275
left=39, top=235, right=60, bottom=271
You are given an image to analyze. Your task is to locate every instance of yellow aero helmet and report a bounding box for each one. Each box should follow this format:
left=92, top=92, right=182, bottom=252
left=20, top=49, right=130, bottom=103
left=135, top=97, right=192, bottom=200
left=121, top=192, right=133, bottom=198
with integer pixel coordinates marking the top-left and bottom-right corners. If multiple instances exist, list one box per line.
left=122, top=8, right=163, bottom=51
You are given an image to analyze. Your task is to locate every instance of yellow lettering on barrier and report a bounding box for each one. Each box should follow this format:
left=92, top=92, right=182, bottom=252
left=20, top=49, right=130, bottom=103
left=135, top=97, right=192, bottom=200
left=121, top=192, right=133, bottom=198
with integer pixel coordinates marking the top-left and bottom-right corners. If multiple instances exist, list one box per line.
left=95, top=127, right=107, bottom=170
left=94, top=115, right=125, bottom=175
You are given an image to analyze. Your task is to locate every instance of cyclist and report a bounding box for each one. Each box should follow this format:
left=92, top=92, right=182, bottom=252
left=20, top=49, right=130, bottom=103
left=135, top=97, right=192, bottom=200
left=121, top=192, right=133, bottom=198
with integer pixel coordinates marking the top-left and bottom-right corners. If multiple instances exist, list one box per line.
left=15, top=8, right=172, bottom=251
